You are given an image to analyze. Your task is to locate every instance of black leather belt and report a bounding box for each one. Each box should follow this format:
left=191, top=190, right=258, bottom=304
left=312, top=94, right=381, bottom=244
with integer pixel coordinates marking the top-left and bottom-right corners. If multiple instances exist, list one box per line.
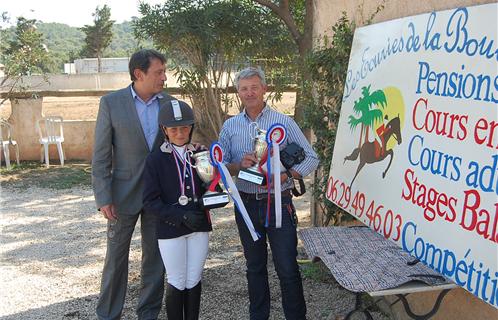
left=239, top=189, right=292, bottom=201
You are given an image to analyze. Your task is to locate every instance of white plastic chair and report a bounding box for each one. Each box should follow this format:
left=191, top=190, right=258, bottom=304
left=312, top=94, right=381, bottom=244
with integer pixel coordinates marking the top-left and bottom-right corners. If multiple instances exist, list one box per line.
left=36, top=116, right=65, bottom=167
left=0, top=120, right=20, bottom=169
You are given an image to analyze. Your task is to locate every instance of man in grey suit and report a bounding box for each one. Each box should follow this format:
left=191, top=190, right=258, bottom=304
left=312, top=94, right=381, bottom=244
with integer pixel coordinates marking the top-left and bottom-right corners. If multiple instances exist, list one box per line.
left=92, top=49, right=172, bottom=320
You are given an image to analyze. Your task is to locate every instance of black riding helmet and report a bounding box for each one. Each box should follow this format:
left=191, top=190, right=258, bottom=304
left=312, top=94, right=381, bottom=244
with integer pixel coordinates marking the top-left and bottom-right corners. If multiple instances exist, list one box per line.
left=159, top=100, right=195, bottom=144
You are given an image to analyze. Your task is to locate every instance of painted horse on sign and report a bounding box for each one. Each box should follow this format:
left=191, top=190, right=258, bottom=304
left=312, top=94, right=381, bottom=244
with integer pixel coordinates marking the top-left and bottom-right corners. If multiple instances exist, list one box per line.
left=344, top=116, right=402, bottom=187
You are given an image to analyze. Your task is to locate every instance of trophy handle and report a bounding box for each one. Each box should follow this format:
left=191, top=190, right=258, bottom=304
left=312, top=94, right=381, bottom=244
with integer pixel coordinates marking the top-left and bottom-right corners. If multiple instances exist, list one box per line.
left=249, top=122, right=259, bottom=139
left=185, top=150, right=196, bottom=168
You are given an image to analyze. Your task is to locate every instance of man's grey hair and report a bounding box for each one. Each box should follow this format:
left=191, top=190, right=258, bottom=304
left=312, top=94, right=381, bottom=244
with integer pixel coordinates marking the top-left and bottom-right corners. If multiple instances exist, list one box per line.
left=234, top=67, right=266, bottom=90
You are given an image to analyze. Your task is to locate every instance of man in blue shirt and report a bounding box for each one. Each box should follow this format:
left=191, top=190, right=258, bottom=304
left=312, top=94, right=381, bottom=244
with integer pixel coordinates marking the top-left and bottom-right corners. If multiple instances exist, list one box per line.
left=219, top=67, right=319, bottom=320
left=92, top=49, right=173, bottom=320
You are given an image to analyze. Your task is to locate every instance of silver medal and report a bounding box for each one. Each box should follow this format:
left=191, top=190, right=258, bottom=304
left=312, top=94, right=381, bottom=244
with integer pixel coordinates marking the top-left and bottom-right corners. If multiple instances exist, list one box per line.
left=178, top=195, right=189, bottom=206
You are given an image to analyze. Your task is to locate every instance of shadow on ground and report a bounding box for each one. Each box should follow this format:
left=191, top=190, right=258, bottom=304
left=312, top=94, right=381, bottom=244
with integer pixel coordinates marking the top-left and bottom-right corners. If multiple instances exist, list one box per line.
left=1, top=172, right=391, bottom=319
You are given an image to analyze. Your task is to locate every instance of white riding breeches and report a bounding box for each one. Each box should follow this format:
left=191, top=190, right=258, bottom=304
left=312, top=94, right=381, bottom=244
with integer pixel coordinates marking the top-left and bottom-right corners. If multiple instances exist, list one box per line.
left=158, top=232, right=209, bottom=290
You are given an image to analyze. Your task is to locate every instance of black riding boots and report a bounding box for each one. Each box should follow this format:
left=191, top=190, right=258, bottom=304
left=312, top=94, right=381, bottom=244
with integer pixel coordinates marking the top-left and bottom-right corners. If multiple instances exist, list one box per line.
left=184, top=282, right=201, bottom=320
left=165, top=282, right=202, bottom=320
left=166, top=283, right=184, bottom=320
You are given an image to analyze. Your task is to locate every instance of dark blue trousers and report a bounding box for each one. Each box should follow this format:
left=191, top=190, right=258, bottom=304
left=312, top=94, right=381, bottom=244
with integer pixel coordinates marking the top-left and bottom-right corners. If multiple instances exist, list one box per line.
left=235, top=195, right=306, bottom=320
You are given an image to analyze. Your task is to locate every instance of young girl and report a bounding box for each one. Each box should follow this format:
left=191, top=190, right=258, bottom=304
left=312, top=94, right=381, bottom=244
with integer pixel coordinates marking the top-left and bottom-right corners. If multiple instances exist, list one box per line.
left=143, top=99, right=211, bottom=320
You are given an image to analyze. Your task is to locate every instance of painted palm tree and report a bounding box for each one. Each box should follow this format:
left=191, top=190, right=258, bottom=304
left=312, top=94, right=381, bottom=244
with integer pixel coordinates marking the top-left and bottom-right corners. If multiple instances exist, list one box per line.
left=348, top=85, right=387, bottom=148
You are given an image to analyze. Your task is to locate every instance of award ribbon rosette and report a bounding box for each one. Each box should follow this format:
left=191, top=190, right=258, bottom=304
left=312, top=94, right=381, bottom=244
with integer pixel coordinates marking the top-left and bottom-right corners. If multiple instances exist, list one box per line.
left=262, top=123, right=287, bottom=228
left=210, top=142, right=260, bottom=241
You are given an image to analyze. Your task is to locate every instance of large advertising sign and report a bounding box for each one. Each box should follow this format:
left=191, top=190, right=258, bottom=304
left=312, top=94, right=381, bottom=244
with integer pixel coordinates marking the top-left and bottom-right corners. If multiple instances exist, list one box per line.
left=327, top=3, right=497, bottom=307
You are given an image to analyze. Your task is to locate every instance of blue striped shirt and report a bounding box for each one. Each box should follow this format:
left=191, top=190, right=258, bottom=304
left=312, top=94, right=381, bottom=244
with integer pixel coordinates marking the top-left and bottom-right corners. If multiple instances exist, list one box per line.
left=219, top=105, right=319, bottom=194
left=130, top=86, right=163, bottom=150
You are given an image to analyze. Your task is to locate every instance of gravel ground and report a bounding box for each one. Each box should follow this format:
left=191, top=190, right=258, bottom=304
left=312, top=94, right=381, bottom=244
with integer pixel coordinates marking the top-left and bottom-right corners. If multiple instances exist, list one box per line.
left=0, top=183, right=391, bottom=320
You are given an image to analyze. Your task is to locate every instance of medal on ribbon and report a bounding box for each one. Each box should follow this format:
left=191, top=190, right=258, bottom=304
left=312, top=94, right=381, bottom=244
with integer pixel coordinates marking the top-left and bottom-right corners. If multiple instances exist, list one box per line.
left=171, top=145, right=197, bottom=206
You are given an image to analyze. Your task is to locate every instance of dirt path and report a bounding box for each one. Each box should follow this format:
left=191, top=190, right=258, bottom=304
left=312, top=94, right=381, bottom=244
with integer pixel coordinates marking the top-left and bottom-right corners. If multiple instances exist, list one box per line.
left=0, top=183, right=390, bottom=320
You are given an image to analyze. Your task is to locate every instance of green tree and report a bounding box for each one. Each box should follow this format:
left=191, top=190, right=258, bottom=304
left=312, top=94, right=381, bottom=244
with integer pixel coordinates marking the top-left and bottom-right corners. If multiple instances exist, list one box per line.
left=37, top=22, right=85, bottom=72
left=32, top=21, right=152, bottom=73
left=252, top=0, right=312, bottom=129
left=304, top=13, right=355, bottom=225
left=134, top=0, right=296, bottom=143
left=304, top=3, right=385, bottom=226
left=80, top=5, right=114, bottom=72
left=107, top=20, right=153, bottom=58
left=0, top=15, right=49, bottom=104
left=253, top=0, right=312, bottom=60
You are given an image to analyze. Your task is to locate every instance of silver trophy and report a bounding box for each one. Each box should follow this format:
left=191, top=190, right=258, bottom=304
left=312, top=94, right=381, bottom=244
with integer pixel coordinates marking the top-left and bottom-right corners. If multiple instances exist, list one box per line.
left=237, top=123, right=268, bottom=185
left=190, top=151, right=230, bottom=209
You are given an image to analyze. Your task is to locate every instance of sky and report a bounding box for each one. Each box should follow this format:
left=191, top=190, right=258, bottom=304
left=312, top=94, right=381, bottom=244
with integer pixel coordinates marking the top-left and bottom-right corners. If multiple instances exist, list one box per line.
left=2, top=0, right=164, bottom=27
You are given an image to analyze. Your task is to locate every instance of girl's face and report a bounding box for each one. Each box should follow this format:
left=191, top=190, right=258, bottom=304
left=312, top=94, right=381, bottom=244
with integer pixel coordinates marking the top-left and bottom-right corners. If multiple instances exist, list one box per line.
left=164, top=125, right=192, bottom=146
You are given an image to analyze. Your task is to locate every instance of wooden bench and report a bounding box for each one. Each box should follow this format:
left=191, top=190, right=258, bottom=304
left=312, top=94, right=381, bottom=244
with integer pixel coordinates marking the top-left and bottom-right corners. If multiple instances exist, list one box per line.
left=298, top=226, right=457, bottom=320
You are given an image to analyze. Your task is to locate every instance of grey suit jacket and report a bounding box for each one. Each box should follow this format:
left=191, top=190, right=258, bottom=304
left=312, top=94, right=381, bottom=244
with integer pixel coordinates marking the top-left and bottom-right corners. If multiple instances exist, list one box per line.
left=92, top=84, right=173, bottom=215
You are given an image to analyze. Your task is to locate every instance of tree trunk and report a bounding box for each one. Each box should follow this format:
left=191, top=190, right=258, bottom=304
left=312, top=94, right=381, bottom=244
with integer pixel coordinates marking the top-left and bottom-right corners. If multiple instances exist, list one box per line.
left=294, top=62, right=312, bottom=140
left=8, top=97, right=44, bottom=160
left=190, top=87, right=225, bottom=146
left=251, top=0, right=314, bottom=141
left=311, top=169, right=325, bottom=226
left=97, top=55, right=102, bottom=73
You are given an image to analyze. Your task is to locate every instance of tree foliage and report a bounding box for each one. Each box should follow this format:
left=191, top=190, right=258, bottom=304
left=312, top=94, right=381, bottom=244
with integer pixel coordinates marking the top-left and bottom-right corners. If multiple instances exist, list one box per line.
left=36, top=22, right=85, bottom=72
left=0, top=15, right=50, bottom=103
left=304, top=2, right=385, bottom=226
left=32, top=21, right=152, bottom=73
left=134, top=0, right=297, bottom=143
left=253, top=0, right=311, bottom=58
left=107, top=20, right=152, bottom=58
left=251, top=0, right=312, bottom=127
left=80, top=5, right=114, bottom=72
left=303, top=13, right=355, bottom=226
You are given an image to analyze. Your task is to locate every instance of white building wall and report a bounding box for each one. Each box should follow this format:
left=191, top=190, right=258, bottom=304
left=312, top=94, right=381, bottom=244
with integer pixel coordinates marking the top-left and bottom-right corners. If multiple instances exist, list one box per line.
left=64, top=63, right=75, bottom=74
left=74, top=58, right=130, bottom=73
